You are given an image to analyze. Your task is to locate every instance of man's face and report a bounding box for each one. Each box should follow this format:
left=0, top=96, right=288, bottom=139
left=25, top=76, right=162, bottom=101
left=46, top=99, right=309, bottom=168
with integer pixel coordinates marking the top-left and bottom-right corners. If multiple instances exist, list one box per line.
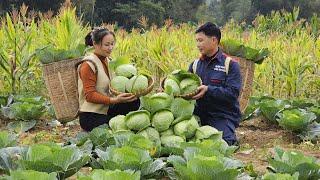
left=196, top=32, right=218, bottom=56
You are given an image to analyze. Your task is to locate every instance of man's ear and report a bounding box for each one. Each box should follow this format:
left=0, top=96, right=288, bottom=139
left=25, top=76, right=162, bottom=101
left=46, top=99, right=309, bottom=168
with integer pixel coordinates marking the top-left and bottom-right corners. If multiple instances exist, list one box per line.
left=212, top=36, right=218, bottom=44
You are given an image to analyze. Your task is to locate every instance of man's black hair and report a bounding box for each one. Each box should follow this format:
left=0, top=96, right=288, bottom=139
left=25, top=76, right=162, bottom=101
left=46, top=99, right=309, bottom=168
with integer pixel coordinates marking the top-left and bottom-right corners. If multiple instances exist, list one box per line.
left=195, top=22, right=221, bottom=43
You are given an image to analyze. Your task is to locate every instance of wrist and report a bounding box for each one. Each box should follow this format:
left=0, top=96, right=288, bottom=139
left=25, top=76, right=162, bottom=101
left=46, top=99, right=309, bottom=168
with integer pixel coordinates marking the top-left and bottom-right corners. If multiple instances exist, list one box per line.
left=110, top=97, right=119, bottom=104
left=204, top=85, right=208, bottom=92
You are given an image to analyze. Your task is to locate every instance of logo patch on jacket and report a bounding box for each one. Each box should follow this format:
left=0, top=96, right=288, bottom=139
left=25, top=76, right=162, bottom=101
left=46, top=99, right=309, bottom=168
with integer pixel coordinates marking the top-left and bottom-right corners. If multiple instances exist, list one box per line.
left=213, top=65, right=226, bottom=72
left=211, top=79, right=222, bottom=83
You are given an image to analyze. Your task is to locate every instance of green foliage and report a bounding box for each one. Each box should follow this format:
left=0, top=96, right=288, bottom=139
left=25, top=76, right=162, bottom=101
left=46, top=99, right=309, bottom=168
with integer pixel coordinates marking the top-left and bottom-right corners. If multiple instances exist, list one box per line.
left=262, top=172, right=299, bottom=180
left=167, top=151, right=241, bottom=180
left=220, top=39, right=270, bottom=64
left=0, top=131, right=17, bottom=149
left=19, top=143, right=90, bottom=179
left=2, top=170, right=57, bottom=180
left=95, top=146, right=166, bottom=178
left=78, top=169, right=140, bottom=180
left=268, top=147, right=320, bottom=180
left=195, top=126, right=222, bottom=141
left=0, top=10, right=41, bottom=94
left=7, top=120, right=37, bottom=133
left=37, top=7, right=88, bottom=64
left=277, top=109, right=316, bottom=132
left=260, top=99, right=290, bottom=123
left=10, top=102, right=45, bottom=121
left=0, top=147, right=24, bottom=173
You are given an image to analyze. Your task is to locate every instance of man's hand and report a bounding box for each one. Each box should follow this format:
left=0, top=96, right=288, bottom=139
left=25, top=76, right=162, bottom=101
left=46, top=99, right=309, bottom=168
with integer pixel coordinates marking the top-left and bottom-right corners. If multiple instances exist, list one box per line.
left=192, top=85, right=208, bottom=100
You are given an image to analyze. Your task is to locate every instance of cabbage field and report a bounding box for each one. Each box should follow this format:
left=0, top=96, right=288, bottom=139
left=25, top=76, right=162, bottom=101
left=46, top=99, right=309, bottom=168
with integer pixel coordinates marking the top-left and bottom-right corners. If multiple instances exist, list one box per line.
left=0, top=4, right=320, bottom=180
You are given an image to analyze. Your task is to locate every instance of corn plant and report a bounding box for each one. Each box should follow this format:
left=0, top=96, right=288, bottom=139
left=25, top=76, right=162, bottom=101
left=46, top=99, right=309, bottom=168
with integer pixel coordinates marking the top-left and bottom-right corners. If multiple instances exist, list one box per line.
left=37, top=6, right=89, bottom=64
left=0, top=5, right=43, bottom=94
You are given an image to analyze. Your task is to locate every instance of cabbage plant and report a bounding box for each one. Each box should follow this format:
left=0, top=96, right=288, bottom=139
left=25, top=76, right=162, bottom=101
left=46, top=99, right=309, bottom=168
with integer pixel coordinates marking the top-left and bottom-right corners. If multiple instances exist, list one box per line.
left=277, top=108, right=316, bottom=132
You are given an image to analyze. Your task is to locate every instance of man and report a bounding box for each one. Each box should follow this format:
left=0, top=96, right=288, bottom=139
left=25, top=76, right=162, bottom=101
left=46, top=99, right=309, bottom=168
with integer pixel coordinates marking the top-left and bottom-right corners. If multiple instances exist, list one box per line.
left=189, top=22, right=242, bottom=146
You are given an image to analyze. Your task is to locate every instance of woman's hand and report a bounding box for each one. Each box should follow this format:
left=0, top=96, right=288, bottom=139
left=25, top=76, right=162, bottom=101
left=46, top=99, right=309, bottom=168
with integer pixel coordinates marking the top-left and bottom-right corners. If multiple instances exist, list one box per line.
left=110, top=93, right=137, bottom=104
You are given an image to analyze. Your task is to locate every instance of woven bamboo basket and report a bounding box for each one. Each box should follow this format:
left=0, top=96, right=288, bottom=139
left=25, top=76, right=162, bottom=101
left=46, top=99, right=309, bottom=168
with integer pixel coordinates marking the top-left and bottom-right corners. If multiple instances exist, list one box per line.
left=109, top=76, right=154, bottom=97
left=229, top=56, right=255, bottom=113
left=42, top=57, right=82, bottom=123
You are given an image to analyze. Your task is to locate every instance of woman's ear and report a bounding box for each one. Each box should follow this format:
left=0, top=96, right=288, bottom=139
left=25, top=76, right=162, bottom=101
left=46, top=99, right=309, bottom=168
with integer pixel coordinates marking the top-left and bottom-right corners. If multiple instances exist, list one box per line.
left=92, top=41, right=100, bottom=48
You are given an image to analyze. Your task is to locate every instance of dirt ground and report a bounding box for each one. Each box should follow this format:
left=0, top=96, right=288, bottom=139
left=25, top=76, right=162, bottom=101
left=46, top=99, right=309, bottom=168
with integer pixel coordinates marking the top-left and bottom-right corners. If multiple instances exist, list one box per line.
left=1, top=116, right=320, bottom=178
left=235, top=116, right=320, bottom=175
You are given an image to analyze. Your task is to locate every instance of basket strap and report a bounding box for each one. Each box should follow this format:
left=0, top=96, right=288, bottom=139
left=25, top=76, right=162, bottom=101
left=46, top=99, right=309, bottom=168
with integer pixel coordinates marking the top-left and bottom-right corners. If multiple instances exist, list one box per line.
left=75, top=59, right=99, bottom=84
left=192, top=59, right=199, bottom=74
left=225, top=57, right=232, bottom=75
left=76, top=59, right=99, bottom=74
left=73, top=59, right=99, bottom=118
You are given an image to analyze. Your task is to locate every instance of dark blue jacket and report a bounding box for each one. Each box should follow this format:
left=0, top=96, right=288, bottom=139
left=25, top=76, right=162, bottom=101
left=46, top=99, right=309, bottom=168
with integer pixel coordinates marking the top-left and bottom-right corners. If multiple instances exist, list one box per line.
left=188, top=48, right=242, bottom=127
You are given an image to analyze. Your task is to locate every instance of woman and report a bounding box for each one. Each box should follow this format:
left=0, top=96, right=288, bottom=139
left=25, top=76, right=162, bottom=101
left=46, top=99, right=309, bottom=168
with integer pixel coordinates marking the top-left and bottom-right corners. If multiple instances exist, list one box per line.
left=78, top=27, right=139, bottom=131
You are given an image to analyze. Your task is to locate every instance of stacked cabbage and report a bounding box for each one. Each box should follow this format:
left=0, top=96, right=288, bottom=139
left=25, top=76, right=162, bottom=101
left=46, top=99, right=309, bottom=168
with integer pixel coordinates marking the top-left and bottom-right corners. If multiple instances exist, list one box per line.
left=109, top=93, right=222, bottom=147
left=110, top=64, right=149, bottom=94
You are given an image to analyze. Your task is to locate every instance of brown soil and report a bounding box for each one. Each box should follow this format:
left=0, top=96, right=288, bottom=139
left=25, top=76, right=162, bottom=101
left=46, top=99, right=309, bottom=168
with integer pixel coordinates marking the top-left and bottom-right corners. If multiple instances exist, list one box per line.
left=235, top=116, right=320, bottom=175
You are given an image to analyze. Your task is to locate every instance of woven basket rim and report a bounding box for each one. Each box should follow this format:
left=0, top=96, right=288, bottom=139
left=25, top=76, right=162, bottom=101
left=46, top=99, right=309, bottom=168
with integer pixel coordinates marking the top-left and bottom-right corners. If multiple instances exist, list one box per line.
left=41, top=57, right=83, bottom=67
left=109, top=76, right=154, bottom=97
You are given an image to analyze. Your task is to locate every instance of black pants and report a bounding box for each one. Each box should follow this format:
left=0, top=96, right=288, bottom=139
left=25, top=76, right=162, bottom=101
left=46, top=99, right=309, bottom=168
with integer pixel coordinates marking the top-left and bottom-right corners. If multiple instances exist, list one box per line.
left=79, top=100, right=140, bottom=131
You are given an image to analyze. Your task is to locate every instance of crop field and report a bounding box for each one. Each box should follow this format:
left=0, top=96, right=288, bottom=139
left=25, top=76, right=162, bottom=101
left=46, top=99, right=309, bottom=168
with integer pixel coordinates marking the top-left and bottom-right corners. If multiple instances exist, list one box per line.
left=0, top=4, right=319, bottom=180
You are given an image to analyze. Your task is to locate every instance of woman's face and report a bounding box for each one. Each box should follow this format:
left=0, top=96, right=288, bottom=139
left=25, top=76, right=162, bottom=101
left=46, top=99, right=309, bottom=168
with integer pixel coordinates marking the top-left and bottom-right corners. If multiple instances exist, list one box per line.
left=94, top=33, right=115, bottom=57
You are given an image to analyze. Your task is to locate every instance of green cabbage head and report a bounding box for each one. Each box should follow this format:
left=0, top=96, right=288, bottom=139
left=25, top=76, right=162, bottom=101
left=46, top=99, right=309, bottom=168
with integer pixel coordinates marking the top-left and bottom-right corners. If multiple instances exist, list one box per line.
left=195, top=125, right=222, bottom=141
left=164, top=78, right=180, bottom=95
left=137, top=127, right=161, bottom=146
left=125, top=110, right=150, bottom=131
left=110, top=76, right=129, bottom=92
left=126, top=75, right=148, bottom=93
left=140, top=93, right=173, bottom=114
left=115, top=64, right=137, bottom=78
left=173, top=116, right=199, bottom=139
left=277, top=109, right=316, bottom=132
left=160, top=135, right=185, bottom=147
left=151, top=109, right=174, bottom=132
left=180, top=78, right=199, bottom=95
left=109, top=115, right=128, bottom=132
left=160, top=128, right=174, bottom=136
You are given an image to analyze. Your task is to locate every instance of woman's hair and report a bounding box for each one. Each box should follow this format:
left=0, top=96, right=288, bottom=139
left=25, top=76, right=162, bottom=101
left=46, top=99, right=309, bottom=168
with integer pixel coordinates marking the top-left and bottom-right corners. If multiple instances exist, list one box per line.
left=85, top=27, right=115, bottom=46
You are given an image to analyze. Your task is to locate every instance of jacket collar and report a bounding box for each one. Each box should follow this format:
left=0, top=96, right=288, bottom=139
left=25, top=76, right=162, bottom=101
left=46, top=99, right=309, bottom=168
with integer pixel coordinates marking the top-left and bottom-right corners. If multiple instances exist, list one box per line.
left=199, top=48, right=223, bottom=63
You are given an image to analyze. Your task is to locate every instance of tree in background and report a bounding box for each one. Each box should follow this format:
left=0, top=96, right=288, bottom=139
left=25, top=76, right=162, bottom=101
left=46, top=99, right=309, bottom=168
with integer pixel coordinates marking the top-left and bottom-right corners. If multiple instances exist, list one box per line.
left=161, top=0, right=205, bottom=24
left=0, top=0, right=64, bottom=16
left=1, top=0, right=319, bottom=29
